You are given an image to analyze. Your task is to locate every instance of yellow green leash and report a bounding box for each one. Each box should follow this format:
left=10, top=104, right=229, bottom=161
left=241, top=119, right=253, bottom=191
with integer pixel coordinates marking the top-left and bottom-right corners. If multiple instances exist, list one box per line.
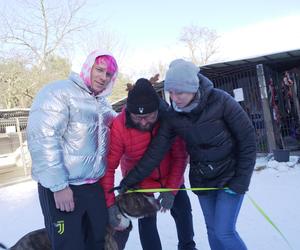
left=246, top=194, right=293, bottom=250
left=126, top=187, right=293, bottom=250
left=126, top=187, right=221, bottom=193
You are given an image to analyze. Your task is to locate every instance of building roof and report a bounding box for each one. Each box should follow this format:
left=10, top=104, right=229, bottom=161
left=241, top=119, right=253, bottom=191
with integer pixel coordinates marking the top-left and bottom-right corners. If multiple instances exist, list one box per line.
left=112, top=49, right=300, bottom=111
left=201, top=49, right=300, bottom=74
left=0, top=109, right=30, bottom=119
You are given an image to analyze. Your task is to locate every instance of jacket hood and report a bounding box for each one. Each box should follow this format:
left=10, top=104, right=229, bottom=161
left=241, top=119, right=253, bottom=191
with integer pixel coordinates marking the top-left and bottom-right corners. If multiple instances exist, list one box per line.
left=190, top=73, right=214, bottom=114
left=69, top=72, right=92, bottom=93
left=79, top=49, right=118, bottom=97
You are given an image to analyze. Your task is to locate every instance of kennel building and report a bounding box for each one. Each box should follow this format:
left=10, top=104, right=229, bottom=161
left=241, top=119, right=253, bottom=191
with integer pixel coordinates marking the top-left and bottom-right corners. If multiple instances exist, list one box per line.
left=200, top=49, right=300, bottom=153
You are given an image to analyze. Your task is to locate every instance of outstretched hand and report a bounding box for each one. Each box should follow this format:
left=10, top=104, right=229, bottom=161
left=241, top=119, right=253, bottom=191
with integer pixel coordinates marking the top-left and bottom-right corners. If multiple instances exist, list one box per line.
left=110, top=180, right=130, bottom=195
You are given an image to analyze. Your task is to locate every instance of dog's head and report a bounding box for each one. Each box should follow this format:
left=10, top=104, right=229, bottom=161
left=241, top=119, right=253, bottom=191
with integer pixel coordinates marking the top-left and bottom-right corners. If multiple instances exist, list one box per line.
left=115, top=192, right=161, bottom=218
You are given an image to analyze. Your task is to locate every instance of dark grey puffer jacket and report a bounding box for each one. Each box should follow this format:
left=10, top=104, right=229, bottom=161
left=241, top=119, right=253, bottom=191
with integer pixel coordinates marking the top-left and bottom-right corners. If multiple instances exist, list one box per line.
left=121, top=74, right=256, bottom=194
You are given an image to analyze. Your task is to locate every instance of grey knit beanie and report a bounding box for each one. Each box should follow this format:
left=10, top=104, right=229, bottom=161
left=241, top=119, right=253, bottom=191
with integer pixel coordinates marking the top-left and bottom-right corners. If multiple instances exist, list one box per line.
left=164, top=59, right=199, bottom=93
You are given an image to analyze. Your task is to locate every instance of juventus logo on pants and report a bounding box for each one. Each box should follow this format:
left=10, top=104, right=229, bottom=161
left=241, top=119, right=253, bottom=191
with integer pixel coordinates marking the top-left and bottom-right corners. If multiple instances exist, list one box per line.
left=55, top=220, right=64, bottom=235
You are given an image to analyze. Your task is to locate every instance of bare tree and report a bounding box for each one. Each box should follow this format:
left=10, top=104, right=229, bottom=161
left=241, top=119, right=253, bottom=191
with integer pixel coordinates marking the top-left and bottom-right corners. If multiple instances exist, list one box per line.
left=179, top=25, right=219, bottom=66
left=0, top=0, right=91, bottom=68
left=148, top=61, right=167, bottom=81
left=81, top=29, right=128, bottom=65
left=107, top=72, right=132, bottom=103
left=0, top=1, right=135, bottom=107
left=0, top=0, right=90, bottom=108
left=0, top=56, right=71, bottom=108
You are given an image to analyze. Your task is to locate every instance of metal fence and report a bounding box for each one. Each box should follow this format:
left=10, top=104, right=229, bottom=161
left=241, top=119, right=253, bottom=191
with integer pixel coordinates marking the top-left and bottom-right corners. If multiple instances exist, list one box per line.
left=264, top=66, right=300, bottom=150
left=1, top=70, right=299, bottom=185
left=202, top=65, right=269, bottom=152
left=0, top=109, right=31, bottom=185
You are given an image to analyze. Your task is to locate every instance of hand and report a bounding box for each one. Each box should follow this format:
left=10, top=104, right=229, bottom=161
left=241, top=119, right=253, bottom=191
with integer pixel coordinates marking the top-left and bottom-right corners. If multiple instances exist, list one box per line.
left=224, top=188, right=237, bottom=195
left=114, top=178, right=133, bottom=194
left=108, top=205, right=130, bottom=231
left=110, top=183, right=129, bottom=195
left=53, top=186, right=74, bottom=212
left=158, top=192, right=175, bottom=212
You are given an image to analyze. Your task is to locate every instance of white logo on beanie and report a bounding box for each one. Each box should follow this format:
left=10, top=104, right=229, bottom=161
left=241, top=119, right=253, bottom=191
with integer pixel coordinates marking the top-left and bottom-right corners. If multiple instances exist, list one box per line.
left=139, top=107, right=144, bottom=113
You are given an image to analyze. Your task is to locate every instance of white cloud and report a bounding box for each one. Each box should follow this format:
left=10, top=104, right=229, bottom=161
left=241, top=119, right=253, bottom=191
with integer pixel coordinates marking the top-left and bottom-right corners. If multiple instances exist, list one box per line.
left=118, top=45, right=187, bottom=79
left=218, top=14, right=300, bottom=61
left=121, top=14, right=300, bottom=78
left=72, top=15, right=300, bottom=79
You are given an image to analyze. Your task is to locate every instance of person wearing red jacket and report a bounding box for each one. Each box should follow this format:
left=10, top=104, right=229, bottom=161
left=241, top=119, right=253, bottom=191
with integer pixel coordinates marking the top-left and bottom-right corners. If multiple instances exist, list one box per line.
left=100, top=78, right=197, bottom=250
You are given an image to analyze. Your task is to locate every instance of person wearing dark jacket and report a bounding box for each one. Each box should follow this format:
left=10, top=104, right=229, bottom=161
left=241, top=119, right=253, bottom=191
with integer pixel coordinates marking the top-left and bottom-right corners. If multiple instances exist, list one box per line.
left=100, top=78, right=197, bottom=250
left=118, top=59, right=256, bottom=250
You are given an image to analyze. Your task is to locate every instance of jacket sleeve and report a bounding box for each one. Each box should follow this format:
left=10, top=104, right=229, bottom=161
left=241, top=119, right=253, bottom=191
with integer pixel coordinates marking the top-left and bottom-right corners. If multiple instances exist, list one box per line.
left=223, top=94, right=256, bottom=193
left=165, top=137, right=188, bottom=194
left=120, top=118, right=175, bottom=188
left=27, top=87, right=69, bottom=192
left=100, top=117, right=124, bottom=208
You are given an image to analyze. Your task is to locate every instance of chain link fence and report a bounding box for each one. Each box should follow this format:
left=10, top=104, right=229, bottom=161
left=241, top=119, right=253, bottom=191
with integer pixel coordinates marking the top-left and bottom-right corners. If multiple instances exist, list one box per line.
left=0, top=109, right=31, bottom=186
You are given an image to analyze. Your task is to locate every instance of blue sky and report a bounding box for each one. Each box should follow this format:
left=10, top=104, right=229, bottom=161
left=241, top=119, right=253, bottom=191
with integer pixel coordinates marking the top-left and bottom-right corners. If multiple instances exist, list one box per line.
left=1, top=0, right=300, bottom=78
left=85, top=0, right=300, bottom=47
left=79, top=0, right=300, bottom=77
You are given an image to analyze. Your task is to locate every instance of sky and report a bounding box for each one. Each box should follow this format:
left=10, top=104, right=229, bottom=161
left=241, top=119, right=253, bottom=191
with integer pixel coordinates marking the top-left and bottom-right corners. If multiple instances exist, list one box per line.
left=1, top=156, right=300, bottom=250
left=1, top=0, right=300, bottom=79
left=69, top=0, right=300, bottom=77
left=86, top=0, right=299, bottom=47
left=74, top=0, right=300, bottom=78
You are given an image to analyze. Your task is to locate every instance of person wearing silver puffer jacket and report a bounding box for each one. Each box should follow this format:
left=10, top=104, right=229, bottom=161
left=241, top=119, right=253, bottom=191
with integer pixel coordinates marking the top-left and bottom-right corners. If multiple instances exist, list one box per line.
left=27, top=49, right=118, bottom=250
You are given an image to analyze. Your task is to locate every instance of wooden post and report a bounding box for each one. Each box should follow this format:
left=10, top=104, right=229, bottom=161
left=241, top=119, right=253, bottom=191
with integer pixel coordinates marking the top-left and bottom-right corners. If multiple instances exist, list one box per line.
left=292, top=74, right=300, bottom=124
left=256, top=64, right=276, bottom=153
left=16, top=117, right=27, bottom=176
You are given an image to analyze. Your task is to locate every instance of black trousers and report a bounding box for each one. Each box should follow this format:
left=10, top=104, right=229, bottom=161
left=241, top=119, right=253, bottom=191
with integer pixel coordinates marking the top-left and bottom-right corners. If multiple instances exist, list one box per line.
left=38, top=182, right=108, bottom=250
left=138, top=185, right=196, bottom=250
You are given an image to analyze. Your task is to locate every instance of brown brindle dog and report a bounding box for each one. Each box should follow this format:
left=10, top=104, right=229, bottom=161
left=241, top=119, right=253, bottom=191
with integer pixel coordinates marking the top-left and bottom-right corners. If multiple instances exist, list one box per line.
left=2, top=192, right=160, bottom=250
left=8, top=229, right=50, bottom=250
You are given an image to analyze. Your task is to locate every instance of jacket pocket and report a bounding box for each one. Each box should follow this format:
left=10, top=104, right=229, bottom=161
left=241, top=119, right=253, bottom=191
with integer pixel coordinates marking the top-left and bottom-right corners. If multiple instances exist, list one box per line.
left=190, top=157, right=235, bottom=179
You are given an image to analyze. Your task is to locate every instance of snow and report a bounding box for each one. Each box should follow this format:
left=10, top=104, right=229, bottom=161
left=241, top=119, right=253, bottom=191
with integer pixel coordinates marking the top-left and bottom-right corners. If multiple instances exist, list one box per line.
left=1, top=156, right=300, bottom=250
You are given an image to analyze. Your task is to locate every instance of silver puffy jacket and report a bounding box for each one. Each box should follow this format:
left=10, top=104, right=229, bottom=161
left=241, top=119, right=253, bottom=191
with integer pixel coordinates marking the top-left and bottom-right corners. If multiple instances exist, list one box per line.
left=27, top=72, right=116, bottom=191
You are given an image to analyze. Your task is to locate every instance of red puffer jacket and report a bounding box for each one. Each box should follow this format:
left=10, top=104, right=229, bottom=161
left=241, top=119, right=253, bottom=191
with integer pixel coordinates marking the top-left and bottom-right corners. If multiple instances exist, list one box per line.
left=100, top=108, right=188, bottom=208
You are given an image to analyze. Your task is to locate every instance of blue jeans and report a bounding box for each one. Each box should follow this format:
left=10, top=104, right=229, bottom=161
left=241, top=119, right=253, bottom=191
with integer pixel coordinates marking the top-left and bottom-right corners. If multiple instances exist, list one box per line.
left=138, top=185, right=196, bottom=250
left=198, top=190, right=247, bottom=250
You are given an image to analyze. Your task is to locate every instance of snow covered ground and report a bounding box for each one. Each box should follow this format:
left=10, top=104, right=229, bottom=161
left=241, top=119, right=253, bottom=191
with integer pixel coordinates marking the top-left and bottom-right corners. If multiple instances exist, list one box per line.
left=1, top=156, right=299, bottom=250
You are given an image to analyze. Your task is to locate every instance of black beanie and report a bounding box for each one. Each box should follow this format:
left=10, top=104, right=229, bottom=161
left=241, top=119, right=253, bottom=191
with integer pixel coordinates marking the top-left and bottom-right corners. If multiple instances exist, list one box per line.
left=126, top=78, right=160, bottom=114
